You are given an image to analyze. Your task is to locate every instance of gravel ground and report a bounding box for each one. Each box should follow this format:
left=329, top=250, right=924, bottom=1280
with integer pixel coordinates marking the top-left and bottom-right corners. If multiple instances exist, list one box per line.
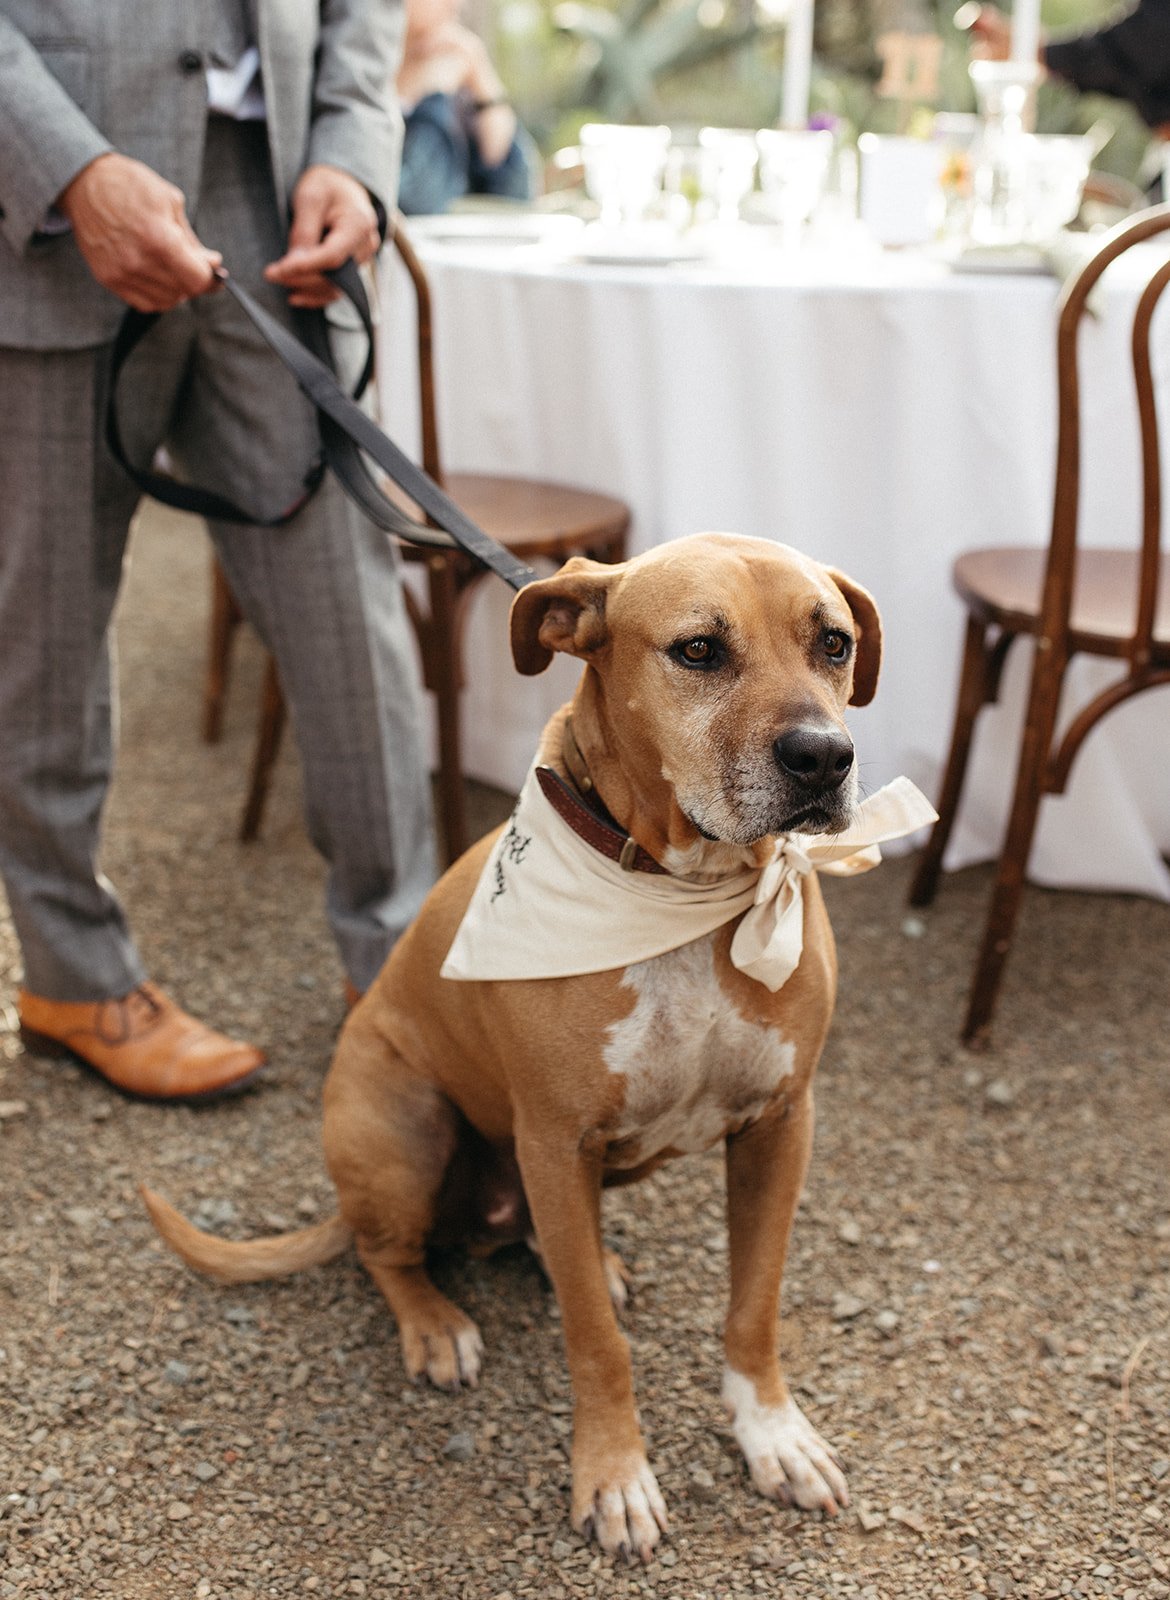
left=1, top=507, right=1168, bottom=1600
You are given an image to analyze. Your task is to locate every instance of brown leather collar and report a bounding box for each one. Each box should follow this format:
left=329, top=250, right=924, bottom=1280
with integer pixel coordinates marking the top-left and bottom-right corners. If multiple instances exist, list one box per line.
left=535, top=721, right=666, bottom=874
left=561, top=717, right=596, bottom=801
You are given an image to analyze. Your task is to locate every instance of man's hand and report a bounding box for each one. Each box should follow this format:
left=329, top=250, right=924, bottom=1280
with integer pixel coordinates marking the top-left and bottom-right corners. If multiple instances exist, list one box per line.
left=955, top=3, right=1029, bottom=63
left=264, top=164, right=381, bottom=308
left=57, top=153, right=221, bottom=311
left=397, top=23, right=489, bottom=104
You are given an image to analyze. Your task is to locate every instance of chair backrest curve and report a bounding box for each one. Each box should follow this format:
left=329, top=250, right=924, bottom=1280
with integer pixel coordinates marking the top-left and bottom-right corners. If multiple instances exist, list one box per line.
left=388, top=213, right=444, bottom=486
left=1130, top=252, right=1170, bottom=667
left=1045, top=204, right=1170, bottom=654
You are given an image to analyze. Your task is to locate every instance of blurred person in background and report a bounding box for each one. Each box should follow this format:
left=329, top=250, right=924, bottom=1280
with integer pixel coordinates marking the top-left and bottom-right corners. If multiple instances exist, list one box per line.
left=964, top=0, right=1170, bottom=132
left=397, top=0, right=538, bottom=213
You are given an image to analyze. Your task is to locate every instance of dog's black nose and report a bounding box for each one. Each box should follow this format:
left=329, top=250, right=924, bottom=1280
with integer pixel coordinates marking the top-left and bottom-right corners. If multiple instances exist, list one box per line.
left=774, top=725, right=855, bottom=791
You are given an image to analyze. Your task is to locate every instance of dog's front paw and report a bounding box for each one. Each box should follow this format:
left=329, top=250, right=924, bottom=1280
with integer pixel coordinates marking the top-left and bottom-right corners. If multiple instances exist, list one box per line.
left=722, top=1370, right=848, bottom=1516
left=571, top=1448, right=669, bottom=1563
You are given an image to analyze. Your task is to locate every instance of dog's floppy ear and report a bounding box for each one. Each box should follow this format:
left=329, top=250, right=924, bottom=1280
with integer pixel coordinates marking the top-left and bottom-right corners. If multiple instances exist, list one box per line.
left=509, top=557, right=616, bottom=676
left=826, top=568, right=882, bottom=707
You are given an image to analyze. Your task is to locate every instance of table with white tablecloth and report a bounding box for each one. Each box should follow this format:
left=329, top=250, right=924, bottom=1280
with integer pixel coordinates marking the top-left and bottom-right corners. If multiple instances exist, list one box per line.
left=377, top=228, right=1170, bottom=897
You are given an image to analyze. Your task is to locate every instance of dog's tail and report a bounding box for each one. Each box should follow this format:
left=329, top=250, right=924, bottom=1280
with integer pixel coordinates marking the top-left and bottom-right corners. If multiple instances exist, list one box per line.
left=140, top=1184, right=353, bottom=1284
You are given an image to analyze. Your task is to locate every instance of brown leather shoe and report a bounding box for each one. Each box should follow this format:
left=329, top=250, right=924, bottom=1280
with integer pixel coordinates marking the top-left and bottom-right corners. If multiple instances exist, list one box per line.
left=17, top=982, right=265, bottom=1102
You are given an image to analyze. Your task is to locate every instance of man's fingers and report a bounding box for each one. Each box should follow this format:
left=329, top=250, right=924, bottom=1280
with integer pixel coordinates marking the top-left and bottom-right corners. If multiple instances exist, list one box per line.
left=265, top=216, right=380, bottom=289
left=286, top=191, right=330, bottom=256
left=106, top=245, right=220, bottom=311
left=323, top=214, right=381, bottom=265
left=268, top=214, right=367, bottom=276
left=349, top=219, right=383, bottom=266
left=268, top=164, right=379, bottom=288
left=266, top=165, right=381, bottom=295
left=265, top=241, right=342, bottom=281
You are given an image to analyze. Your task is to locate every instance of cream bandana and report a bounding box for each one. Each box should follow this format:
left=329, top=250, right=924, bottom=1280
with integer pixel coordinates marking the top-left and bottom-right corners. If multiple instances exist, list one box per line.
left=441, top=770, right=938, bottom=991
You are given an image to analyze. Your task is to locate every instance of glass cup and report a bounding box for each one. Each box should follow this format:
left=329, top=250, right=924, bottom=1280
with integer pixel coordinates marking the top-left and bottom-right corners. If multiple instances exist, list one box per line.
left=697, top=127, right=760, bottom=226
left=756, top=128, right=835, bottom=240
left=579, top=124, right=671, bottom=227
left=968, top=58, right=1045, bottom=245
left=1018, top=134, right=1094, bottom=241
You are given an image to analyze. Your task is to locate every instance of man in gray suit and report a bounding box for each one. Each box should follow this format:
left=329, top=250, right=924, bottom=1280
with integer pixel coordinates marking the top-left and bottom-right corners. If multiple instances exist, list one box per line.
left=0, top=1, right=437, bottom=1099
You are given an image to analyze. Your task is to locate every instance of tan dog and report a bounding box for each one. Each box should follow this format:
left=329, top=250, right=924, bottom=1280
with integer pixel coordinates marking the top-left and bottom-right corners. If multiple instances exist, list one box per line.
left=144, top=533, right=883, bottom=1563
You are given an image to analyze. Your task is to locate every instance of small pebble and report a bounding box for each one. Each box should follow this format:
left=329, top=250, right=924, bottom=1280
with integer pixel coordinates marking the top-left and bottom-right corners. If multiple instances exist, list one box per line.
left=831, top=1292, right=868, bottom=1321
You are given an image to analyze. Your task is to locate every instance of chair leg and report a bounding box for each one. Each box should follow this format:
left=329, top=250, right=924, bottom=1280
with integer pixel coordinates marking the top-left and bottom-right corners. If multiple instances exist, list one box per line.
left=961, top=645, right=1067, bottom=1048
left=909, top=616, right=998, bottom=908
left=204, top=559, right=244, bottom=744
left=240, top=654, right=287, bottom=843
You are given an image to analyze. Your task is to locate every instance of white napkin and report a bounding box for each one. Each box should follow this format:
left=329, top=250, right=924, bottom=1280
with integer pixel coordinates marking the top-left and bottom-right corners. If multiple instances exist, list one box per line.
left=441, top=770, right=937, bottom=990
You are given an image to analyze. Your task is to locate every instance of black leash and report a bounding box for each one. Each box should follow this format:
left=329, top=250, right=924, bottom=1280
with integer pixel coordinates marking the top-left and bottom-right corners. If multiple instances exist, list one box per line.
left=105, top=255, right=538, bottom=593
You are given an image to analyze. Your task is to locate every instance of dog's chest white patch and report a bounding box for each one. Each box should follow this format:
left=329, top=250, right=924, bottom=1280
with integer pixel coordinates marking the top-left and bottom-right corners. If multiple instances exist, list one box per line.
left=602, top=934, right=795, bottom=1163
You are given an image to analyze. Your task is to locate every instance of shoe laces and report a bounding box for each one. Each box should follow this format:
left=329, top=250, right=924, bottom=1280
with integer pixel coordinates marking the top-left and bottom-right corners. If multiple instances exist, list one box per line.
left=130, top=983, right=165, bottom=1014
left=120, top=983, right=166, bottom=1033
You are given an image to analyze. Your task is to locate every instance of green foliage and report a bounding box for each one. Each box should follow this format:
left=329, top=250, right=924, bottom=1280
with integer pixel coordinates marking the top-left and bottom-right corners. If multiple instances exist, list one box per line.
left=490, top=0, right=1155, bottom=182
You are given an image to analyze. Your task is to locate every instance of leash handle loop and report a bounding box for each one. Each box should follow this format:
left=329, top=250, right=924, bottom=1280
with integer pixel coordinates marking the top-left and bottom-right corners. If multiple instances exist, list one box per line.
left=105, top=256, right=538, bottom=592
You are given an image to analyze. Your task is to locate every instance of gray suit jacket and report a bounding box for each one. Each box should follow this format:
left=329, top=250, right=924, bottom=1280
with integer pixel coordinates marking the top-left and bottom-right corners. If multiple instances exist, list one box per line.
left=0, top=0, right=404, bottom=349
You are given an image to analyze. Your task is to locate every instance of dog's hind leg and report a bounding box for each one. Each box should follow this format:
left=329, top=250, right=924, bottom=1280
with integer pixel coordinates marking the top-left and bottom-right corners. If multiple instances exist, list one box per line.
left=527, top=1234, right=633, bottom=1315
left=323, top=1019, right=483, bottom=1391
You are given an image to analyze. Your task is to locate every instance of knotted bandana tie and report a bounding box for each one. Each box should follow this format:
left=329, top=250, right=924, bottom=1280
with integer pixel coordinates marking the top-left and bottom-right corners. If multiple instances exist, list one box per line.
left=441, top=770, right=937, bottom=989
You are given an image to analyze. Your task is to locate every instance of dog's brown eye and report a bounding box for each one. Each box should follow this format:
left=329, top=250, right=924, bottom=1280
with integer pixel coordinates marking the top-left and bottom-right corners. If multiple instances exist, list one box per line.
left=671, top=636, right=723, bottom=670
left=823, top=630, right=851, bottom=665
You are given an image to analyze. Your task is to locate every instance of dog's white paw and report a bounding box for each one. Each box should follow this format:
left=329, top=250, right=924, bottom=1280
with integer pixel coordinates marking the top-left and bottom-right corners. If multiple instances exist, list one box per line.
left=399, top=1308, right=483, bottom=1391
left=722, top=1369, right=848, bottom=1516
left=572, top=1450, right=669, bottom=1564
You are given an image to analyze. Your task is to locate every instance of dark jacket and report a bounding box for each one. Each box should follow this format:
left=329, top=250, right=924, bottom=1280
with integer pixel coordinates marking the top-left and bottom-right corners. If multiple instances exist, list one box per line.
left=1044, top=0, right=1170, bottom=127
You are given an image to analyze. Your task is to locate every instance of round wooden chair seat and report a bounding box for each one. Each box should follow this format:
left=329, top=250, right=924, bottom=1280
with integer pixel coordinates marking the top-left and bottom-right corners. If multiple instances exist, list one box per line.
left=954, top=546, right=1170, bottom=659
left=445, top=474, right=629, bottom=554
left=377, top=470, right=630, bottom=563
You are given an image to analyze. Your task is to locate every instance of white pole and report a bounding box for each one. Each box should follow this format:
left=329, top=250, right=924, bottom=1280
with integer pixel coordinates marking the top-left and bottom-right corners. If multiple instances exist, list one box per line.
left=1009, top=0, right=1042, bottom=68
left=780, top=0, right=814, bottom=129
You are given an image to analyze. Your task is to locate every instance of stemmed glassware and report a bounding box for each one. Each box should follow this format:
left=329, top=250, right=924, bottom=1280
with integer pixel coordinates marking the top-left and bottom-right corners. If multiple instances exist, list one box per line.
left=697, top=128, right=760, bottom=227
left=579, top=124, right=671, bottom=227
left=756, top=128, right=835, bottom=242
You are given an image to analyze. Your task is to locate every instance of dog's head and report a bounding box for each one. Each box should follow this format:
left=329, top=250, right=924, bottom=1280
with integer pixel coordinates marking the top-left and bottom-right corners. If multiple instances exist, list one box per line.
left=510, top=533, right=881, bottom=857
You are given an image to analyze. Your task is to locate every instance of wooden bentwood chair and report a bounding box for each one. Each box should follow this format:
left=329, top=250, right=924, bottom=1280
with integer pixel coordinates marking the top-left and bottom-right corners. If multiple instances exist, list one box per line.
left=203, top=215, right=630, bottom=862
left=909, top=204, right=1170, bottom=1046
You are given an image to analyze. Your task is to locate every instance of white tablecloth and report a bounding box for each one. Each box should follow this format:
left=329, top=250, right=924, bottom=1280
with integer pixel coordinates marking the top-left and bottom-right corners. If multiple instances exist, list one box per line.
left=377, top=229, right=1170, bottom=897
